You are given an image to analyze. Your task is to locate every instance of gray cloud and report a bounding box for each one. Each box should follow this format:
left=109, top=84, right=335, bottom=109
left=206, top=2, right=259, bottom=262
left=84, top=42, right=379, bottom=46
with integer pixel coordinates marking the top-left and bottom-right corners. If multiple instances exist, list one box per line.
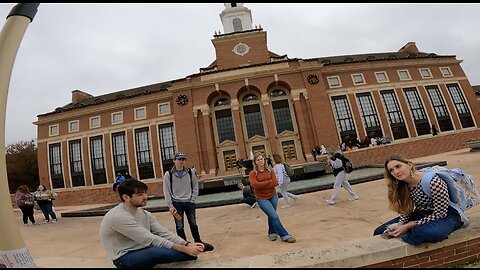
left=1, top=3, right=479, bottom=145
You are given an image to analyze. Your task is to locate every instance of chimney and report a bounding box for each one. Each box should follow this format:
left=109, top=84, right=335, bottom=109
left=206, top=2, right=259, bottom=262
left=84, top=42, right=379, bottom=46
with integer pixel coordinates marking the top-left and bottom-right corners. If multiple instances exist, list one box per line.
left=71, top=90, right=93, bottom=103
left=398, top=42, right=419, bottom=54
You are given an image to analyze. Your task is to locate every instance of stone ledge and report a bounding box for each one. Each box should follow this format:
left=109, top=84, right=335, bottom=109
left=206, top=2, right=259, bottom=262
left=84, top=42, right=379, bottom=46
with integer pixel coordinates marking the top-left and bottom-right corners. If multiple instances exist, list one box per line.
left=160, top=210, right=480, bottom=268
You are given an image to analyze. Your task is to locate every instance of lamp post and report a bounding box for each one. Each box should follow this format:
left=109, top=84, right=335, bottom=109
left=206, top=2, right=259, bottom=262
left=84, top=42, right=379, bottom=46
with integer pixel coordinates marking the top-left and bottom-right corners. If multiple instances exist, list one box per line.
left=0, top=3, right=39, bottom=268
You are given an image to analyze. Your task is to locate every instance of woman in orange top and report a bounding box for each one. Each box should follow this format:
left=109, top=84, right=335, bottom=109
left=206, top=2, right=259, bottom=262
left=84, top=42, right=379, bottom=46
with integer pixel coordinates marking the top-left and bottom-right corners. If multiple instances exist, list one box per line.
left=249, top=152, right=296, bottom=243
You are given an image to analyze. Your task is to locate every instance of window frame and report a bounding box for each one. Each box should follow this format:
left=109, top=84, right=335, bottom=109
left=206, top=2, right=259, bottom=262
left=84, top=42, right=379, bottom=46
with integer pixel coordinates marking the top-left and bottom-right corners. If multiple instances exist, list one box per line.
left=351, top=73, right=366, bottom=86
left=440, top=67, right=453, bottom=77
left=419, top=68, right=433, bottom=79
left=374, top=71, right=389, bottom=83
left=397, top=70, right=411, bottom=81
left=327, top=76, right=342, bottom=88
left=134, top=107, right=146, bottom=121
left=49, top=124, right=59, bottom=136
left=111, top=111, right=123, bottom=125
left=158, top=102, right=171, bottom=116
left=89, top=116, right=101, bottom=129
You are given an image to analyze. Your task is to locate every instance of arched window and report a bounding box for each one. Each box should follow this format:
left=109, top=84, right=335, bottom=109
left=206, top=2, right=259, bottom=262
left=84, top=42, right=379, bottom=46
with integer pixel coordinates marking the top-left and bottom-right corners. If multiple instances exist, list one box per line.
left=213, top=97, right=235, bottom=143
left=242, top=93, right=265, bottom=138
left=233, top=18, right=243, bottom=32
left=270, top=89, right=294, bottom=134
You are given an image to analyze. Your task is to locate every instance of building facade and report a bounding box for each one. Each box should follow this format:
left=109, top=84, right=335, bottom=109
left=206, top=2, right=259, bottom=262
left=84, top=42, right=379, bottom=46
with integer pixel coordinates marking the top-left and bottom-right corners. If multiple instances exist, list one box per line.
left=34, top=4, right=480, bottom=205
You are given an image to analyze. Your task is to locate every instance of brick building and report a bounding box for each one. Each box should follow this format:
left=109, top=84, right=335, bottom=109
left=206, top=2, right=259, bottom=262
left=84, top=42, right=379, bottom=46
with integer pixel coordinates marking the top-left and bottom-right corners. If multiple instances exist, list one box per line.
left=34, top=3, right=480, bottom=205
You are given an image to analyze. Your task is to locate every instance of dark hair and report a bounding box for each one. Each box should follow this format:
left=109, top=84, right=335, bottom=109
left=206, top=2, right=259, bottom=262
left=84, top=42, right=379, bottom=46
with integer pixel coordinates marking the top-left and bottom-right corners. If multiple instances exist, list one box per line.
left=117, top=179, right=148, bottom=202
left=17, top=185, right=29, bottom=193
left=272, top=153, right=282, bottom=164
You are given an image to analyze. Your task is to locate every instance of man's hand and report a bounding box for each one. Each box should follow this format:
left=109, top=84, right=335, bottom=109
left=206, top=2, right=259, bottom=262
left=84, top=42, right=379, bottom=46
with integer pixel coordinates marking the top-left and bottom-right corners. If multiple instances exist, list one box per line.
left=174, top=242, right=204, bottom=256
left=169, top=207, right=177, bottom=214
left=389, top=222, right=415, bottom=237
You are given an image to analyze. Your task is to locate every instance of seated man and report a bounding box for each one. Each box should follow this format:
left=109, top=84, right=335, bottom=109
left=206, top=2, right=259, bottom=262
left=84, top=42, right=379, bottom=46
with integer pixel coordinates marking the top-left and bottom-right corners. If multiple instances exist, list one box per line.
left=238, top=182, right=257, bottom=208
left=100, top=179, right=205, bottom=268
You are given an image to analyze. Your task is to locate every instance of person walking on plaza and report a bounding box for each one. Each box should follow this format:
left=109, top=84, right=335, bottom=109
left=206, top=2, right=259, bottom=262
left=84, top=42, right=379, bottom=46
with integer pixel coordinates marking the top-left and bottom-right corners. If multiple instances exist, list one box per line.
left=325, top=151, right=359, bottom=205
left=33, top=184, right=58, bottom=223
left=272, top=154, right=298, bottom=208
left=100, top=179, right=205, bottom=268
left=15, top=185, right=38, bottom=226
left=249, top=152, right=296, bottom=243
left=373, top=154, right=464, bottom=245
left=163, top=152, right=214, bottom=252
left=113, top=173, right=126, bottom=192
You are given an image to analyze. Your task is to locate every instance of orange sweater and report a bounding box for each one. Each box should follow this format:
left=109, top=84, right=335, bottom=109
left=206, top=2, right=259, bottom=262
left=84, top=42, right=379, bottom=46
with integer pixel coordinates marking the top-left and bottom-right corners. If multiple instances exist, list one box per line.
left=249, top=169, right=278, bottom=199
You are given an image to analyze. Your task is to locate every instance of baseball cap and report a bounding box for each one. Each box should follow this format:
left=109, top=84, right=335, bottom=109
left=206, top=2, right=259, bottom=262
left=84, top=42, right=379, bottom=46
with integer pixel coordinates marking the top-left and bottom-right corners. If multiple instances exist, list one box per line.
left=174, top=152, right=187, bottom=160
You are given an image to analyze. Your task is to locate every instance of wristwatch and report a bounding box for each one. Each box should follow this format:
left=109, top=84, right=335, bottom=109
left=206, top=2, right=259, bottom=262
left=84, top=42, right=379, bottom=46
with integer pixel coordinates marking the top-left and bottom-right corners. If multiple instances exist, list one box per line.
left=184, top=241, right=191, bottom=246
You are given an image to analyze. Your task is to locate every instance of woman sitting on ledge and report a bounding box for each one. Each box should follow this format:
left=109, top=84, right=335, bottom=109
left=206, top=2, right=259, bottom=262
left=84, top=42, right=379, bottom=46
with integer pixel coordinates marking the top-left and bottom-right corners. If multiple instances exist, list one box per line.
left=373, top=154, right=463, bottom=245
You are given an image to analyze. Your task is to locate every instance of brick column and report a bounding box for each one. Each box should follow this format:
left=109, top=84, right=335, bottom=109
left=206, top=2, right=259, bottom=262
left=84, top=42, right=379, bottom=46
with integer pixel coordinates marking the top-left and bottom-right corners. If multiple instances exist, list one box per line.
left=291, top=89, right=310, bottom=162
left=231, top=99, right=247, bottom=159
left=200, top=106, right=217, bottom=175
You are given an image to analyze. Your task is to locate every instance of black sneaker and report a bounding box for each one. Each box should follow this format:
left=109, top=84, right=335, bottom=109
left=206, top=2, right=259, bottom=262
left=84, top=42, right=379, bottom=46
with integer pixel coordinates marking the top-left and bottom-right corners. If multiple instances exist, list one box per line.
left=202, top=242, right=214, bottom=252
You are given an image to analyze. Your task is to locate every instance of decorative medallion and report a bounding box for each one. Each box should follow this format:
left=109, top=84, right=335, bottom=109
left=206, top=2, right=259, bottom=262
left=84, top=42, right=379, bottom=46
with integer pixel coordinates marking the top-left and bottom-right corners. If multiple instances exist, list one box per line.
left=232, top=43, right=250, bottom=56
left=307, top=74, right=319, bottom=85
left=176, top=94, right=188, bottom=106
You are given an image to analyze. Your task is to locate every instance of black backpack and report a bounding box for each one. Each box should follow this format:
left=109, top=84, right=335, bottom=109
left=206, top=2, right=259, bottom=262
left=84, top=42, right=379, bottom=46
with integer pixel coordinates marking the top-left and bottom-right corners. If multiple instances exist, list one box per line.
left=283, top=163, right=295, bottom=178
left=340, top=156, right=353, bottom=174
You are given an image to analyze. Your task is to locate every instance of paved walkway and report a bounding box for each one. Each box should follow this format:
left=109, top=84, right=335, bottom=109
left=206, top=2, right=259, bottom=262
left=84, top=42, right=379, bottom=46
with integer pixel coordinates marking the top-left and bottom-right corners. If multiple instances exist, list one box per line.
left=12, top=148, right=480, bottom=268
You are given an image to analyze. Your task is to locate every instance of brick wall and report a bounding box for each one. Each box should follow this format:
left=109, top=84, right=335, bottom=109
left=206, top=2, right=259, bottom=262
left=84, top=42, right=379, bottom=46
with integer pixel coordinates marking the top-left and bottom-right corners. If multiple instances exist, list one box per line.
left=364, top=237, right=480, bottom=268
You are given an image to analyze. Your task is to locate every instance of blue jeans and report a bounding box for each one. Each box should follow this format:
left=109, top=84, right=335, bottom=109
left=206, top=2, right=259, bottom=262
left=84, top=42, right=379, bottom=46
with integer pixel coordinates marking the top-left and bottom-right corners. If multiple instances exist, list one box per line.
left=113, top=246, right=196, bottom=268
left=373, top=207, right=463, bottom=245
left=172, top=201, right=202, bottom=243
left=257, top=193, right=290, bottom=240
left=38, top=201, right=57, bottom=221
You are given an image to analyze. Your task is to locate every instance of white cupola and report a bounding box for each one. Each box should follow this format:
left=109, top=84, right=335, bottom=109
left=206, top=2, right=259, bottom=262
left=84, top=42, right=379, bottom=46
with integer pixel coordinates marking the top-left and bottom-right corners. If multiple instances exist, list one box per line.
left=219, top=3, right=253, bottom=34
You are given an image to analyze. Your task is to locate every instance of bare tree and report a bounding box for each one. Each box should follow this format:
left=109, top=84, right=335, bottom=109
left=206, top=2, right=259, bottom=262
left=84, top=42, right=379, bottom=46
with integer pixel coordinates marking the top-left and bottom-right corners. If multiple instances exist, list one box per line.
left=6, top=139, right=39, bottom=194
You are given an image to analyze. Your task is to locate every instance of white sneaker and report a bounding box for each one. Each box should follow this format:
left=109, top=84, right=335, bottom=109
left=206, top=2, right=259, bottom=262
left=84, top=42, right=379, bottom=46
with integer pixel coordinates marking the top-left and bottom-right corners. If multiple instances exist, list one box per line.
left=51, top=219, right=58, bottom=223
left=293, top=195, right=299, bottom=201
left=280, top=204, right=291, bottom=209
left=250, top=202, right=258, bottom=209
left=43, top=220, right=48, bottom=224
left=325, top=199, right=336, bottom=205
left=348, top=195, right=359, bottom=201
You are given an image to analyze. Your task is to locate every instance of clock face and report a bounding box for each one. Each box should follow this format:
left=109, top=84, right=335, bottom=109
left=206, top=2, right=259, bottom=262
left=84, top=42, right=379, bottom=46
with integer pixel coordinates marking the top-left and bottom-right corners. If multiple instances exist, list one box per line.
left=176, top=95, right=188, bottom=106
left=233, top=43, right=250, bottom=56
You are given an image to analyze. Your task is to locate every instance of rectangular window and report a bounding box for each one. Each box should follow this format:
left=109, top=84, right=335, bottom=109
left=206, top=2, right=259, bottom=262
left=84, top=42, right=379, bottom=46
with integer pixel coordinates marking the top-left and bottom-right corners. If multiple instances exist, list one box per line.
left=158, top=103, right=171, bottom=115
left=375, top=71, right=389, bottom=83
left=440, top=67, right=453, bottom=77
left=112, top=112, right=123, bottom=125
left=327, top=76, right=341, bottom=88
left=397, top=70, right=411, bottom=81
left=223, top=150, right=237, bottom=171
left=356, top=93, right=382, bottom=138
left=49, top=143, right=64, bottom=189
left=158, top=123, right=176, bottom=173
left=90, top=136, right=107, bottom=185
left=134, top=107, right=146, bottom=120
left=351, top=74, right=365, bottom=85
left=215, top=109, right=236, bottom=143
left=68, top=139, right=85, bottom=187
left=331, top=95, right=357, bottom=143
left=49, top=124, right=59, bottom=136
left=135, top=127, right=154, bottom=180
left=244, top=104, right=265, bottom=138
left=112, top=132, right=129, bottom=175
left=380, top=90, right=408, bottom=140
left=419, top=68, right=433, bottom=79
left=69, top=120, right=79, bottom=133
left=252, top=145, right=266, bottom=156
left=425, top=85, right=454, bottom=132
left=90, top=116, right=101, bottom=129
left=403, top=87, right=430, bottom=136
left=272, top=100, right=294, bottom=134
left=446, top=83, right=474, bottom=128
left=282, top=140, right=297, bottom=162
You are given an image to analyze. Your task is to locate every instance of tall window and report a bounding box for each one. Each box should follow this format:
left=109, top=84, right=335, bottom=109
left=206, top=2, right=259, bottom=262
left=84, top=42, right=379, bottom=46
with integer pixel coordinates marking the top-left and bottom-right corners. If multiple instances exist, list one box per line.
left=331, top=95, right=357, bottom=143
left=425, top=85, right=454, bottom=132
left=49, top=143, right=64, bottom=189
left=446, top=83, right=474, bottom=128
left=214, top=98, right=235, bottom=143
left=68, top=139, right=85, bottom=187
left=158, top=123, right=176, bottom=173
left=135, top=128, right=154, bottom=180
left=90, top=136, right=106, bottom=185
left=403, top=87, right=430, bottom=136
left=232, top=18, right=243, bottom=32
left=380, top=90, right=408, bottom=139
left=270, top=90, right=294, bottom=134
left=356, top=93, right=382, bottom=138
left=242, top=94, right=265, bottom=138
left=112, top=132, right=129, bottom=175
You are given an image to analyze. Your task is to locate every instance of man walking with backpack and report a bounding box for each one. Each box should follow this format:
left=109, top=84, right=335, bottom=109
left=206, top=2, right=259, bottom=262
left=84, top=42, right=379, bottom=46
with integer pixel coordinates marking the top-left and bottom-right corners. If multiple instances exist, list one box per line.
left=325, top=151, right=359, bottom=205
left=163, top=152, right=214, bottom=252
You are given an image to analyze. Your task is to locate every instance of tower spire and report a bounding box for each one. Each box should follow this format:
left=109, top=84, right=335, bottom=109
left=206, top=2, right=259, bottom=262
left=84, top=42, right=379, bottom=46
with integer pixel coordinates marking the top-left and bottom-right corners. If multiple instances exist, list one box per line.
left=219, top=3, right=253, bottom=34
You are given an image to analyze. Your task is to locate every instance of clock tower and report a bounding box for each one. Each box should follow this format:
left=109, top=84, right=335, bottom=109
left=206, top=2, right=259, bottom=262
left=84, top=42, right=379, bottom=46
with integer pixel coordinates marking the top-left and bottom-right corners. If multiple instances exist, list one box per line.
left=211, top=3, right=271, bottom=70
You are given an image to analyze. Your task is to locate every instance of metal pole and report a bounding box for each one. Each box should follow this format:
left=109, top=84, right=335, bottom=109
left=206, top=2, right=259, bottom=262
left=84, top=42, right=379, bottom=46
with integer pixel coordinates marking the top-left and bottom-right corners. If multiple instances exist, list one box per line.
left=0, top=3, right=39, bottom=268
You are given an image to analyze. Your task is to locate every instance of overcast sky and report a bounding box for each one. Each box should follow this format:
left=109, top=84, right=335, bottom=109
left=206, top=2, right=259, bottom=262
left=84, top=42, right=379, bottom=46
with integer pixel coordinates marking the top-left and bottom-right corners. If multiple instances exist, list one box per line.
left=1, top=3, right=479, bottom=145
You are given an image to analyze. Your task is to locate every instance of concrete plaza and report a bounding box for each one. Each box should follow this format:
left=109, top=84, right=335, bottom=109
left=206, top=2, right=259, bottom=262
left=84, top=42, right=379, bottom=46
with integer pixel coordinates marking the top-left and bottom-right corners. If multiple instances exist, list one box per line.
left=12, top=148, right=480, bottom=268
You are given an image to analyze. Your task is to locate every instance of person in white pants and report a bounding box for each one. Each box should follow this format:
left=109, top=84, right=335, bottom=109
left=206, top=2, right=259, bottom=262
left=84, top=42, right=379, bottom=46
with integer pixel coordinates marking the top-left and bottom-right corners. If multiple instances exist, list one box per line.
left=325, top=151, right=359, bottom=205
left=272, top=154, right=299, bottom=208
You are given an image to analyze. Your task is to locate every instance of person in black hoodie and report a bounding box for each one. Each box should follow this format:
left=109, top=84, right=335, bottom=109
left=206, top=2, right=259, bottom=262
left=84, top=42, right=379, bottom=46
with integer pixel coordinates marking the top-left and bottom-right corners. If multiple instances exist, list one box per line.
left=325, top=151, right=359, bottom=205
